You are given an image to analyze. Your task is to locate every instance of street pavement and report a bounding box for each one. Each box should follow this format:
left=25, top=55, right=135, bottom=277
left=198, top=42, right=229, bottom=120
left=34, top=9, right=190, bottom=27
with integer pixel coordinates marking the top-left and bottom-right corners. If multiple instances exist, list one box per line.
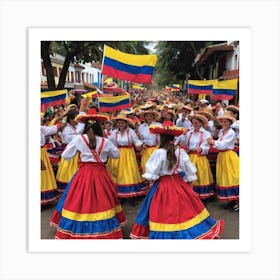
left=41, top=196, right=239, bottom=239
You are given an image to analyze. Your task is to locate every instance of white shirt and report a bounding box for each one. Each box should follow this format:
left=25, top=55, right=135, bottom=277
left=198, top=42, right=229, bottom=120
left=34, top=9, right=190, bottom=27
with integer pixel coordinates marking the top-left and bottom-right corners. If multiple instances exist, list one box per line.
left=40, top=125, right=58, bottom=146
left=142, top=148, right=197, bottom=183
left=213, top=128, right=236, bottom=150
left=231, top=120, right=239, bottom=139
left=176, top=116, right=193, bottom=130
left=61, top=122, right=85, bottom=144
left=175, top=127, right=211, bottom=155
left=109, top=127, right=143, bottom=148
left=138, top=122, right=161, bottom=146
left=62, top=134, right=119, bottom=162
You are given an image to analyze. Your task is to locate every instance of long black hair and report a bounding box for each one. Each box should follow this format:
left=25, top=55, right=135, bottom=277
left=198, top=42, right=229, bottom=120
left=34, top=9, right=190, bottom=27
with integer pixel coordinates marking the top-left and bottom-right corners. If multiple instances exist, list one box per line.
left=84, top=120, right=103, bottom=149
left=159, top=134, right=177, bottom=171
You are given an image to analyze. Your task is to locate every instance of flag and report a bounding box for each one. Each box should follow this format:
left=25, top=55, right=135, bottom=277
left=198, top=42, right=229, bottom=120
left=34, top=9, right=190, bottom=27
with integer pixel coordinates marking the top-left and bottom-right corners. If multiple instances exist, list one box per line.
left=188, top=80, right=218, bottom=94
left=211, top=79, right=238, bottom=100
left=101, top=45, right=157, bottom=84
left=41, top=89, right=67, bottom=112
left=98, top=94, right=131, bottom=113
left=81, top=91, right=98, bottom=102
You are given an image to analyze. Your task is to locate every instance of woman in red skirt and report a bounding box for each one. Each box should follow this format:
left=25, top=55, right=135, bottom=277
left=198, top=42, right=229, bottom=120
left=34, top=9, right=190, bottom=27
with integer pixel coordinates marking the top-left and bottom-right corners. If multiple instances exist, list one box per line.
left=50, top=114, right=127, bottom=239
left=130, top=124, right=224, bottom=239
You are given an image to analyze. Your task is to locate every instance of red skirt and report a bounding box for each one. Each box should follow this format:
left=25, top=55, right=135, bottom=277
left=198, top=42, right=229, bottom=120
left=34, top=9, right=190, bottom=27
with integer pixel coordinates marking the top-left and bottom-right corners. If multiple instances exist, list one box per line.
left=50, top=162, right=127, bottom=239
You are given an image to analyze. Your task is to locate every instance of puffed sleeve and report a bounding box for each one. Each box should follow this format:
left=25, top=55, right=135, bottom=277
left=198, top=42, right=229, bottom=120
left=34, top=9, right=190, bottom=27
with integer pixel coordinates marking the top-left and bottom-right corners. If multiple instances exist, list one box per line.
left=62, top=135, right=79, bottom=160
left=75, top=122, right=85, bottom=134
left=142, top=149, right=165, bottom=181
left=129, top=128, right=143, bottom=148
left=177, top=148, right=197, bottom=182
left=101, top=138, right=120, bottom=159
left=41, top=125, right=58, bottom=137
left=213, top=129, right=235, bottom=150
left=200, top=130, right=211, bottom=155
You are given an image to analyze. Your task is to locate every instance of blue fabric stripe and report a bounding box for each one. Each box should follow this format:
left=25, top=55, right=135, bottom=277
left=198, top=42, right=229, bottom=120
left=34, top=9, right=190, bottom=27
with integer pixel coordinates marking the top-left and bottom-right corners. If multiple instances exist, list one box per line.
left=216, top=186, right=239, bottom=197
left=189, top=84, right=213, bottom=90
left=41, top=94, right=67, bottom=104
left=135, top=180, right=160, bottom=226
left=193, top=184, right=215, bottom=195
left=41, top=189, right=60, bottom=201
left=149, top=216, right=218, bottom=239
left=99, top=98, right=130, bottom=108
left=212, top=89, right=236, bottom=95
left=117, top=182, right=147, bottom=194
left=58, top=215, right=120, bottom=235
left=104, top=57, right=154, bottom=75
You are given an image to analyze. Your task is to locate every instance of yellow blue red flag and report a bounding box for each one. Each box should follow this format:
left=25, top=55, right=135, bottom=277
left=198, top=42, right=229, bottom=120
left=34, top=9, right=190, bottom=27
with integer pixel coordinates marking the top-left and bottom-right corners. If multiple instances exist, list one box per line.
left=40, top=89, right=67, bottom=112
left=101, top=45, right=157, bottom=84
left=98, top=94, right=131, bottom=113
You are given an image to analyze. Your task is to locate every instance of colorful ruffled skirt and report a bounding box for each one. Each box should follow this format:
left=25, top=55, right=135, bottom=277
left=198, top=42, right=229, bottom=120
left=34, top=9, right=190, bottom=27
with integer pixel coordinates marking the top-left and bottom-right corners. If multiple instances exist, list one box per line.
left=50, top=162, right=127, bottom=239
left=107, top=147, right=148, bottom=198
left=215, top=150, right=239, bottom=201
left=41, top=147, right=60, bottom=205
left=130, top=174, right=224, bottom=239
left=189, top=153, right=215, bottom=199
left=56, top=153, right=79, bottom=192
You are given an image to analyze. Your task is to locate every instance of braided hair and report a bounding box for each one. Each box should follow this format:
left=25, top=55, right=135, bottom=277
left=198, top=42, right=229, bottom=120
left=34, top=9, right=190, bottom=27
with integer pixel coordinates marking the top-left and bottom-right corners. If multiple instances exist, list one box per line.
left=159, top=134, right=177, bottom=171
left=84, top=120, right=103, bottom=149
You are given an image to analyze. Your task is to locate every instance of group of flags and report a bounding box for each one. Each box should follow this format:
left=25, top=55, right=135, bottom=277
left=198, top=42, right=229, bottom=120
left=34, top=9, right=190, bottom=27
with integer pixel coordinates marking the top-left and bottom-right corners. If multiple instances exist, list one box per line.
left=41, top=44, right=238, bottom=114
left=188, top=79, right=238, bottom=100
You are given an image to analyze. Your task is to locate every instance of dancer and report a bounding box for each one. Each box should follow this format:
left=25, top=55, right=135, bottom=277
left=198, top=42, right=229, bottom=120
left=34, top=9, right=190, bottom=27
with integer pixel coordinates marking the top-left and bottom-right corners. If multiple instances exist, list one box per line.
left=50, top=114, right=127, bottom=239
left=207, top=111, right=239, bottom=211
left=130, top=124, right=224, bottom=239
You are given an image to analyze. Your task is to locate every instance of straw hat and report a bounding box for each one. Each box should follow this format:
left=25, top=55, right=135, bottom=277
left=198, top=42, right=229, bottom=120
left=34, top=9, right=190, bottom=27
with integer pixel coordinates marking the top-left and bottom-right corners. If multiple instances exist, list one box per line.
left=149, top=124, right=185, bottom=137
left=77, top=113, right=110, bottom=123
left=139, top=110, right=161, bottom=121
left=163, top=110, right=176, bottom=119
left=216, top=111, right=236, bottom=122
left=139, top=102, right=157, bottom=110
left=226, top=105, right=239, bottom=113
left=122, top=108, right=136, bottom=115
left=189, top=114, right=209, bottom=126
left=182, top=105, right=193, bottom=112
left=111, top=113, right=135, bottom=128
left=197, top=109, right=215, bottom=120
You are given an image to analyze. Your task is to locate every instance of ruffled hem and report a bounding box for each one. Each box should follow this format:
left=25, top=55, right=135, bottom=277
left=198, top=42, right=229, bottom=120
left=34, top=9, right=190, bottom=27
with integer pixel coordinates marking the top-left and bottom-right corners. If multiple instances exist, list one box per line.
left=117, top=182, right=149, bottom=198
left=216, top=185, right=239, bottom=201
left=49, top=209, right=61, bottom=228
left=130, top=218, right=224, bottom=239
left=115, top=210, right=127, bottom=226
left=129, top=224, right=149, bottom=239
left=41, top=190, right=61, bottom=205
left=148, top=218, right=224, bottom=239
left=55, top=227, right=123, bottom=239
left=56, top=181, right=68, bottom=192
left=193, top=184, right=215, bottom=199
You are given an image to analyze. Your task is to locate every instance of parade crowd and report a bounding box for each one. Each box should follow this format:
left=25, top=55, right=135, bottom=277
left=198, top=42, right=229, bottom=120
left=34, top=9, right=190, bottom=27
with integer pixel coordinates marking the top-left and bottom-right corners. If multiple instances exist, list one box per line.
left=41, top=92, right=239, bottom=239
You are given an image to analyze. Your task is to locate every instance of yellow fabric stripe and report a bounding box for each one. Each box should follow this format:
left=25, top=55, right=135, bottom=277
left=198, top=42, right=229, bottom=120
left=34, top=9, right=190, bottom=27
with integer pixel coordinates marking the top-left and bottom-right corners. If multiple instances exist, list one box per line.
left=98, top=94, right=129, bottom=104
left=213, top=78, right=238, bottom=90
left=104, top=45, right=157, bottom=67
left=188, top=79, right=218, bottom=86
left=62, top=205, right=123, bottom=221
left=41, top=89, right=68, bottom=98
left=149, top=208, right=209, bottom=232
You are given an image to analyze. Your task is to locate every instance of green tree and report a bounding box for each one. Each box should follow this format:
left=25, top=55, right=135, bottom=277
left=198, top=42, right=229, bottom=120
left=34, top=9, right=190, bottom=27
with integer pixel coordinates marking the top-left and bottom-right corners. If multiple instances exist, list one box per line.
left=154, top=41, right=225, bottom=89
left=41, top=41, right=150, bottom=90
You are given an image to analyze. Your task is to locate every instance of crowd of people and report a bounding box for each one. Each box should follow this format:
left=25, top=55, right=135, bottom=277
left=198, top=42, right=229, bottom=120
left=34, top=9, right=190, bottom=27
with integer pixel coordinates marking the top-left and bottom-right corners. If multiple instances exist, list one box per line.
left=41, top=91, right=240, bottom=239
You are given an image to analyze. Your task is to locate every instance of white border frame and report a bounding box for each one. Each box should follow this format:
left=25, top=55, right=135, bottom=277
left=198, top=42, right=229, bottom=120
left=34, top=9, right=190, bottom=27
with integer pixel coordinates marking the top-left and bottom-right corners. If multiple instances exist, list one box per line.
left=28, top=27, right=252, bottom=253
